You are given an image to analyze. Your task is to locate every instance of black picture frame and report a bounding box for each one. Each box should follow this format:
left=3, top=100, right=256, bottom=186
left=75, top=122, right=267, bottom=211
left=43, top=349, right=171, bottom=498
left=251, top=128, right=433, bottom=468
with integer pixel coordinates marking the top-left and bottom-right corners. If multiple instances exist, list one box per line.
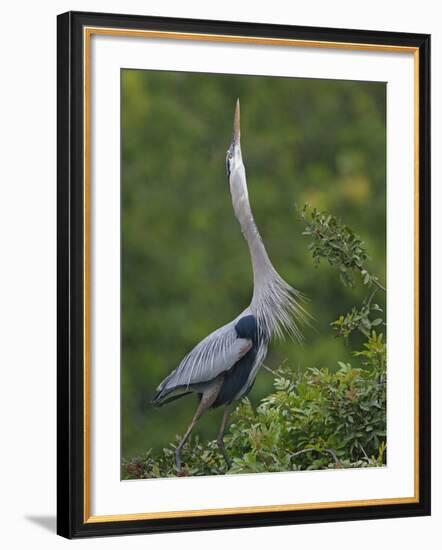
left=57, top=10, right=431, bottom=539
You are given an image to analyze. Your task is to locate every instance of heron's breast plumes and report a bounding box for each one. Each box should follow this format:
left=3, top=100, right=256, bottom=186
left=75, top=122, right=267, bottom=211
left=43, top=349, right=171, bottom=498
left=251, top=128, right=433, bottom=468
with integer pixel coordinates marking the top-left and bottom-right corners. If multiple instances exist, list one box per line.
left=251, top=269, right=309, bottom=342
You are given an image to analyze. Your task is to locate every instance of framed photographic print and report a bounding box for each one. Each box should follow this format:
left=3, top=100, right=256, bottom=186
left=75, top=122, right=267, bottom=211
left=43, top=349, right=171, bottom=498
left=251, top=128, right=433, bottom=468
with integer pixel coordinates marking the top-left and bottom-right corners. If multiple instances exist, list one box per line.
left=57, top=11, right=431, bottom=538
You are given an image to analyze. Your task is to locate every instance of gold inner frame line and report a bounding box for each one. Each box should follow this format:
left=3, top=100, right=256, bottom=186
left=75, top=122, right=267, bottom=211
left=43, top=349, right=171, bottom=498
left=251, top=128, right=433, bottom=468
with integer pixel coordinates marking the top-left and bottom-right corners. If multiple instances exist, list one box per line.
left=82, top=26, right=420, bottom=524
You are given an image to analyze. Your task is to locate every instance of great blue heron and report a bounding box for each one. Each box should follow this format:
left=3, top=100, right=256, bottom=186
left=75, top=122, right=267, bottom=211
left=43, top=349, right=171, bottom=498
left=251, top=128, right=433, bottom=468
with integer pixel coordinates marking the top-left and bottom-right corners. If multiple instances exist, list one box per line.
left=152, top=99, right=307, bottom=471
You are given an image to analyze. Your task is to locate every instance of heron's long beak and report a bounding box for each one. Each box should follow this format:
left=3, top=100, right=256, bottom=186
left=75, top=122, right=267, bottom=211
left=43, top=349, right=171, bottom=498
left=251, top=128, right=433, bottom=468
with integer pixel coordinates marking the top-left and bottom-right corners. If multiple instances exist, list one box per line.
left=233, top=98, right=240, bottom=144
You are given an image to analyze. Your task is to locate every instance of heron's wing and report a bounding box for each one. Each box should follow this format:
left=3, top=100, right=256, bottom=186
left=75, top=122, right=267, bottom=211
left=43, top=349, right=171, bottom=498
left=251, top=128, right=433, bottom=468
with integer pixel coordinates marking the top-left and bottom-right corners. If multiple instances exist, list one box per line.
left=155, top=320, right=252, bottom=395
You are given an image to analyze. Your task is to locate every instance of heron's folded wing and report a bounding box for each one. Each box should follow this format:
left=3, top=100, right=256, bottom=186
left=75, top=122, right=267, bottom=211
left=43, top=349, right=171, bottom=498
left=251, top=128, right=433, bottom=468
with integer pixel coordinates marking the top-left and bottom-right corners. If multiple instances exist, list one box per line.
left=158, top=322, right=252, bottom=392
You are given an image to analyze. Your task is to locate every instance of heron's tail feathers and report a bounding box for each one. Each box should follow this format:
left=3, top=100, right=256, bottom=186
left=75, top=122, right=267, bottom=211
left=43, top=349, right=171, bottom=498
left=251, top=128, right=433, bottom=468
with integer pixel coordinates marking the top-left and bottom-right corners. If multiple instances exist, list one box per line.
left=151, top=383, right=191, bottom=407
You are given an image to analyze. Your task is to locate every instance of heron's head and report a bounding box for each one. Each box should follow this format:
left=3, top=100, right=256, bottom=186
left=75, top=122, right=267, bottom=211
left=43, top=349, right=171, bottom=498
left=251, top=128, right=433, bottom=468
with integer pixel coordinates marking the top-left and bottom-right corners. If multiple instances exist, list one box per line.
left=226, top=99, right=248, bottom=204
left=226, top=99, right=244, bottom=178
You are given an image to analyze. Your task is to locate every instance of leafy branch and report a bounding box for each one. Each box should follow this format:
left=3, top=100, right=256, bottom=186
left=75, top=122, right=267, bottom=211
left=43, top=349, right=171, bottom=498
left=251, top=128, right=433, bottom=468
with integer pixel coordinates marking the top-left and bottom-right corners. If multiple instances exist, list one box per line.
left=331, top=289, right=385, bottom=343
left=297, top=204, right=386, bottom=291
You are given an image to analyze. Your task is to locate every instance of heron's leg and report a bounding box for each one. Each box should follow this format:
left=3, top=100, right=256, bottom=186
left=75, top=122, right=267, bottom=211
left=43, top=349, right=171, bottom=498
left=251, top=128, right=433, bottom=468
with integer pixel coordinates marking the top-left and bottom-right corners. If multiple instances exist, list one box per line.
left=217, top=405, right=231, bottom=469
left=176, top=380, right=223, bottom=472
left=175, top=398, right=207, bottom=472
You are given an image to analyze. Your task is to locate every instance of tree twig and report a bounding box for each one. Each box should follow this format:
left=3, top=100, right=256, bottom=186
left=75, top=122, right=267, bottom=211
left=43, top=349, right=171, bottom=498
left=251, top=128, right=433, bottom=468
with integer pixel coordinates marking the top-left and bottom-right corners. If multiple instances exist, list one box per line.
left=359, top=443, right=369, bottom=460
left=372, top=279, right=386, bottom=292
left=262, top=363, right=279, bottom=376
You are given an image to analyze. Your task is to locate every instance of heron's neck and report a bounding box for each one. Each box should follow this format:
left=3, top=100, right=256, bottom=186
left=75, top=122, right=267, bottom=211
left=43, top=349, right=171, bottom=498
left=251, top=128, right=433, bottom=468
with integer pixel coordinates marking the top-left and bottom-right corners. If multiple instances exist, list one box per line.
left=230, top=164, right=306, bottom=342
left=230, top=172, right=275, bottom=289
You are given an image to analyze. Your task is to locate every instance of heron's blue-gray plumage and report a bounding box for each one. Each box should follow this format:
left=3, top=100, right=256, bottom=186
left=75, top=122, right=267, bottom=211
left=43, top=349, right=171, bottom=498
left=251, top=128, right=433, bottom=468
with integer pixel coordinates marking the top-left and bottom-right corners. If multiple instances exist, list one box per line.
left=152, top=311, right=258, bottom=406
left=212, top=315, right=260, bottom=407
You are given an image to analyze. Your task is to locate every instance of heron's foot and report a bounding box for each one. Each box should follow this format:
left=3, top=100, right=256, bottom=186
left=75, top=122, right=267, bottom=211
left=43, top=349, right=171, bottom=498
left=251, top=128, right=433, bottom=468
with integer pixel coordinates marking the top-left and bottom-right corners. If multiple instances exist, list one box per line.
left=217, top=438, right=232, bottom=470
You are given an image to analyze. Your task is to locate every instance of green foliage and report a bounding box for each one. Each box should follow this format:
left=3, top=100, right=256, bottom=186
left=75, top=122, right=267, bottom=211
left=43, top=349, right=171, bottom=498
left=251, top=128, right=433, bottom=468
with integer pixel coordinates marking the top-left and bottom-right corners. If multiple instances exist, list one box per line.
left=298, top=205, right=385, bottom=291
left=331, top=292, right=384, bottom=342
left=354, top=331, right=387, bottom=371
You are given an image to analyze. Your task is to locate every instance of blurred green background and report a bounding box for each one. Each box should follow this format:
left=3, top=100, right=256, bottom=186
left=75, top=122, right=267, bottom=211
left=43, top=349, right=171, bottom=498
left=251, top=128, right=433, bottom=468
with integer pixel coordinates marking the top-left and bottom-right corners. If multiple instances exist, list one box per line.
left=121, top=69, right=386, bottom=460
